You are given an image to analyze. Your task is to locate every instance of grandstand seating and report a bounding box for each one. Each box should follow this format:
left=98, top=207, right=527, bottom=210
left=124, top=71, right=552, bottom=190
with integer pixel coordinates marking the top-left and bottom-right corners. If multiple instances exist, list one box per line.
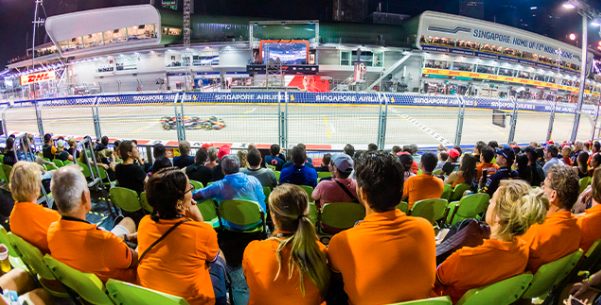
left=521, top=250, right=583, bottom=300
left=387, top=297, right=451, bottom=304
left=110, top=187, right=143, bottom=213
left=455, top=273, right=533, bottom=305
left=197, top=199, right=220, bottom=229
left=139, top=192, right=153, bottom=213
left=408, top=199, right=448, bottom=225
left=446, top=194, right=490, bottom=226
left=106, top=279, right=190, bottom=305
left=217, top=199, right=266, bottom=233
left=318, top=202, right=365, bottom=235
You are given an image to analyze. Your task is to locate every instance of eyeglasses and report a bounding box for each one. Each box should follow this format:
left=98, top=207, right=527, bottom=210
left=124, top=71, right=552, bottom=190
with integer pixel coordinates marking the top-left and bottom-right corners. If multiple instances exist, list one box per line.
left=185, top=182, right=194, bottom=194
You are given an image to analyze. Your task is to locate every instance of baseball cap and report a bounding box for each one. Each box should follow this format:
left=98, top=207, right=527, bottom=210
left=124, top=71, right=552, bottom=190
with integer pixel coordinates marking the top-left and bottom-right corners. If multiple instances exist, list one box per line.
left=201, top=143, right=212, bottom=151
left=331, top=154, right=354, bottom=174
left=218, top=145, right=230, bottom=159
left=56, top=140, right=65, bottom=148
left=448, top=149, right=460, bottom=159
left=495, top=147, right=515, bottom=162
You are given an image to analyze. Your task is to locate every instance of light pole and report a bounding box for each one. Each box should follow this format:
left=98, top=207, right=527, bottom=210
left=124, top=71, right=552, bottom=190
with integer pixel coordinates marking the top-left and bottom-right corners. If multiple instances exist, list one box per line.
left=563, top=0, right=599, bottom=142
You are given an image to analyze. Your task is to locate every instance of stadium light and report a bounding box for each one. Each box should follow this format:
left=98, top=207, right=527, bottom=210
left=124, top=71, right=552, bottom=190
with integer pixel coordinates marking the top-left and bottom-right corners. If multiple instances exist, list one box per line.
left=592, top=18, right=601, bottom=26
left=569, top=33, right=577, bottom=40
left=563, top=2, right=576, bottom=9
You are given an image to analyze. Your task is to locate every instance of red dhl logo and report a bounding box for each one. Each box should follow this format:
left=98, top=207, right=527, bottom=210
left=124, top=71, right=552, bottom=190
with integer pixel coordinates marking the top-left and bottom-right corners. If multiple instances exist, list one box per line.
left=469, top=73, right=479, bottom=77
left=448, top=71, right=460, bottom=75
left=488, top=76, right=498, bottom=80
left=27, top=73, right=50, bottom=83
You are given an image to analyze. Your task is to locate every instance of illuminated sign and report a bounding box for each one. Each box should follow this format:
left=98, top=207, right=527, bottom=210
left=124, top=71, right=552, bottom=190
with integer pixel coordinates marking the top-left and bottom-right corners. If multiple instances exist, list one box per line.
left=472, top=28, right=574, bottom=59
left=20, top=71, right=56, bottom=85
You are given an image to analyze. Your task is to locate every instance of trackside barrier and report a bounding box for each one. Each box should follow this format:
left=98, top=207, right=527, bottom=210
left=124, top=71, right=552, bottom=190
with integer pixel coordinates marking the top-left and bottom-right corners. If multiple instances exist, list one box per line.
left=2, top=92, right=601, bottom=151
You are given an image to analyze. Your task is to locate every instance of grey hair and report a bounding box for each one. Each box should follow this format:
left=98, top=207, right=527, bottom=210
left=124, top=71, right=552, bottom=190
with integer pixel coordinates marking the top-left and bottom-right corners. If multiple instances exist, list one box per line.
left=208, top=147, right=219, bottom=162
left=575, top=141, right=584, bottom=149
left=409, top=144, right=419, bottom=154
left=50, top=165, right=89, bottom=214
left=221, top=155, right=241, bottom=175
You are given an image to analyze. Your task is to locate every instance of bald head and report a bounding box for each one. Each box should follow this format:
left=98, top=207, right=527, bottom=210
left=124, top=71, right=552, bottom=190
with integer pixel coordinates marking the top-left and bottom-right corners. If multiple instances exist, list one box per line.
left=50, top=165, right=89, bottom=214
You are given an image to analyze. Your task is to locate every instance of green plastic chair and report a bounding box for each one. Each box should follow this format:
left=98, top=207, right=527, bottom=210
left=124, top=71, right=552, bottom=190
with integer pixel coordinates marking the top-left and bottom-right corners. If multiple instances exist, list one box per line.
left=446, top=194, right=490, bottom=226
left=319, top=202, right=365, bottom=234
left=97, top=166, right=114, bottom=187
left=417, top=170, right=423, bottom=175
left=197, top=199, right=220, bottom=228
left=308, top=203, right=318, bottom=226
left=432, top=170, right=442, bottom=175
left=386, top=296, right=451, bottom=305
left=0, top=226, right=29, bottom=272
left=579, top=238, right=601, bottom=272
left=410, top=199, right=448, bottom=224
left=8, top=234, right=69, bottom=297
left=580, top=177, right=592, bottom=193
left=44, top=163, right=59, bottom=171
left=441, top=184, right=452, bottom=200
left=43, top=255, right=114, bottom=305
left=299, top=185, right=315, bottom=202
left=140, top=192, right=153, bottom=213
left=110, top=187, right=142, bottom=212
left=262, top=186, right=272, bottom=208
left=42, top=157, right=51, bottom=162
left=106, top=279, right=190, bottom=305
left=2, top=165, right=12, bottom=183
left=274, top=171, right=281, bottom=180
left=456, top=273, right=533, bottom=305
left=190, top=180, right=203, bottom=190
left=64, top=161, right=74, bottom=166
left=52, top=159, right=65, bottom=168
left=397, top=201, right=408, bottom=213
left=450, top=183, right=471, bottom=201
left=78, top=161, right=92, bottom=179
left=0, top=164, right=7, bottom=183
left=521, top=250, right=584, bottom=299
left=0, top=154, right=3, bottom=164
left=218, top=200, right=266, bottom=233
left=317, top=171, right=332, bottom=179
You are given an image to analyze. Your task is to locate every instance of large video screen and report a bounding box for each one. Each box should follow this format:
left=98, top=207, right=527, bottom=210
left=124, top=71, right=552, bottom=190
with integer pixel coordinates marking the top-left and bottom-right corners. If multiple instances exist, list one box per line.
left=261, top=41, right=308, bottom=65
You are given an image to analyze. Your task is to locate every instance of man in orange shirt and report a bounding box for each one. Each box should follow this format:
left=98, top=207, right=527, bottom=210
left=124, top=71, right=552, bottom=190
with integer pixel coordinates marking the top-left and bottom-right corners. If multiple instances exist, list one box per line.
left=476, top=147, right=499, bottom=180
left=328, top=151, right=436, bottom=305
left=577, top=167, right=601, bottom=253
left=8, top=162, right=60, bottom=254
left=402, top=152, right=444, bottom=210
left=520, top=165, right=581, bottom=273
left=47, top=166, right=139, bottom=283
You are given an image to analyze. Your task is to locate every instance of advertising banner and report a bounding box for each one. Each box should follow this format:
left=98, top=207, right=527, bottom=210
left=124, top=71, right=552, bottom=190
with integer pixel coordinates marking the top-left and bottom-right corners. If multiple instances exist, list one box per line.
left=20, top=71, right=56, bottom=86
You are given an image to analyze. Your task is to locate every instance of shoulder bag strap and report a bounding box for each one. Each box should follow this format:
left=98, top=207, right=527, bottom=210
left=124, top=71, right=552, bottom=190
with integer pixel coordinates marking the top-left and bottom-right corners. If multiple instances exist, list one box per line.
left=139, top=218, right=191, bottom=262
left=334, top=180, right=358, bottom=203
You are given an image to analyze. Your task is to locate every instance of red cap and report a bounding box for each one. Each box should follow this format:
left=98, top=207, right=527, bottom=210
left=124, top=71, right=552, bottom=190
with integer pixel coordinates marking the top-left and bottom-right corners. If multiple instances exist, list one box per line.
left=547, top=141, right=555, bottom=145
left=218, top=145, right=231, bottom=159
left=449, top=149, right=460, bottom=159
left=201, top=143, right=212, bottom=151
left=397, top=151, right=410, bottom=156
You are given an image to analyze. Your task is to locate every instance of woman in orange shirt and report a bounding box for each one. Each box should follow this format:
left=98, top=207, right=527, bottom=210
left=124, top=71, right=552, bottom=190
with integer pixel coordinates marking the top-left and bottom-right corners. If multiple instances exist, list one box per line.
left=434, top=180, right=548, bottom=303
left=243, top=184, right=330, bottom=305
left=137, top=167, right=227, bottom=305
left=445, top=153, right=476, bottom=188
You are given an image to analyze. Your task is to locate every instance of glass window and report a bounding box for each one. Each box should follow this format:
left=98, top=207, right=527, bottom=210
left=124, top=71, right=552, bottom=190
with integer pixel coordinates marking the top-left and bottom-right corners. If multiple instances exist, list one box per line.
left=517, top=70, right=531, bottom=79
left=168, top=28, right=181, bottom=36
left=115, top=56, right=137, bottom=71
left=539, top=56, right=553, bottom=64
left=452, top=62, right=474, bottom=72
left=58, top=40, right=69, bottom=52
left=522, top=51, right=536, bottom=61
left=476, top=65, right=497, bottom=74
left=419, top=35, right=427, bottom=44
left=502, top=48, right=521, bottom=57
left=83, top=32, right=104, bottom=48
left=162, top=27, right=168, bottom=35
left=373, top=52, right=384, bottom=67
left=193, top=55, right=219, bottom=66
left=481, top=44, right=502, bottom=53
left=428, top=37, right=455, bottom=47
left=341, top=51, right=350, bottom=65
left=456, top=40, right=479, bottom=50
left=351, top=50, right=373, bottom=66
left=103, top=28, right=127, bottom=45
left=499, top=68, right=515, bottom=76
left=69, top=37, right=84, bottom=50
left=534, top=74, right=546, bottom=81
left=425, top=60, right=450, bottom=69
left=127, top=24, right=156, bottom=41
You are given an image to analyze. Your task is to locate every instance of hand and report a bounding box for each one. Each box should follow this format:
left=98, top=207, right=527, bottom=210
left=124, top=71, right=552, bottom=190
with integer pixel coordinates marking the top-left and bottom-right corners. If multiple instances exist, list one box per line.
left=570, top=281, right=590, bottom=298
left=126, top=232, right=138, bottom=243
left=184, top=201, right=204, bottom=222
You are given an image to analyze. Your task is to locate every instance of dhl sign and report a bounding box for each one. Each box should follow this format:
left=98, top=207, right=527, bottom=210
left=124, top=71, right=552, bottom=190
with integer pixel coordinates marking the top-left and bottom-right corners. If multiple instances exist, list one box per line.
left=20, top=71, right=56, bottom=86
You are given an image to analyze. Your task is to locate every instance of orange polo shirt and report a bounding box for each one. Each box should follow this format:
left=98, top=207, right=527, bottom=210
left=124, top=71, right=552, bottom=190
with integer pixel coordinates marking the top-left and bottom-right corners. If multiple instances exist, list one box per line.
left=434, top=239, right=529, bottom=303
left=577, top=204, right=601, bottom=254
left=328, top=209, right=436, bottom=305
left=243, top=231, right=327, bottom=305
left=47, top=217, right=136, bottom=283
left=137, top=216, right=218, bottom=304
left=403, top=174, right=444, bottom=210
left=519, top=211, right=581, bottom=273
left=476, top=163, right=499, bottom=180
left=9, top=202, right=60, bottom=255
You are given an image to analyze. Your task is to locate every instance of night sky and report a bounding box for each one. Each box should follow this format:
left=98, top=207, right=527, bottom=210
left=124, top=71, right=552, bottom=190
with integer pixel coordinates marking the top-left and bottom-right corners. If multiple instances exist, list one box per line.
left=1, top=0, right=600, bottom=70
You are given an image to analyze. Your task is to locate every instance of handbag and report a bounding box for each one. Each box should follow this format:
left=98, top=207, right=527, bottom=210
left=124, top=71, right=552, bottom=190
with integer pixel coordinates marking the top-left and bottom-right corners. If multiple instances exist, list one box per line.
left=139, top=218, right=190, bottom=262
left=436, top=219, right=490, bottom=266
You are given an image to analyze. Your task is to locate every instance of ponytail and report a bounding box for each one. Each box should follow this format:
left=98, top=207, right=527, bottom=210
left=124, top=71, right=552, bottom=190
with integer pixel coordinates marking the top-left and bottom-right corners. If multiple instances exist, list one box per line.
left=496, top=180, right=549, bottom=238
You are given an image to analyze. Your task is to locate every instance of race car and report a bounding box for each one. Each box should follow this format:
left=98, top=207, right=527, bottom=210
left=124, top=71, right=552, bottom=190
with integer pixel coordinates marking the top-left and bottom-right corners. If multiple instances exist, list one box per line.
left=160, top=116, right=226, bottom=131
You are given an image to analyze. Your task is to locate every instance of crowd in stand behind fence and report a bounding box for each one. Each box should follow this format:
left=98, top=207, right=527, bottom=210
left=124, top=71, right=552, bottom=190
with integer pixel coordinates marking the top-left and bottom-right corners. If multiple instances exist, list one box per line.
left=2, top=133, right=601, bottom=305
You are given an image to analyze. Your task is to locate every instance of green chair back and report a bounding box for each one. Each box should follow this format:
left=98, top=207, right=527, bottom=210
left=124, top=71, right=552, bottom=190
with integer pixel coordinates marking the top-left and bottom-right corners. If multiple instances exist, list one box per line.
left=44, top=163, right=59, bottom=171
left=441, top=184, right=452, bottom=200
left=106, top=279, right=190, bottom=305
left=78, top=162, right=92, bottom=178
left=110, top=187, right=142, bottom=212
left=218, top=200, right=265, bottom=232
left=262, top=186, right=272, bottom=208
left=410, top=199, right=448, bottom=224
left=274, top=171, right=281, bottom=180
left=140, top=192, right=153, bottom=213
left=446, top=194, right=490, bottom=226
left=320, top=202, right=365, bottom=231
left=43, top=255, right=114, bottom=305
left=52, top=159, right=65, bottom=168
left=397, top=201, right=409, bottom=213
left=580, top=238, right=601, bottom=272
left=432, top=170, right=442, bottom=175
left=64, top=161, right=74, bottom=166
left=0, top=154, right=4, bottom=164
left=308, top=203, right=318, bottom=226
left=386, top=296, right=451, bottom=305
left=417, top=170, right=423, bottom=175
left=450, top=183, right=471, bottom=201
left=42, top=158, right=51, bottom=162
left=299, top=185, right=315, bottom=202
left=0, top=226, right=29, bottom=272
left=456, top=273, right=533, bottom=305
left=521, top=250, right=584, bottom=299
left=580, top=177, right=592, bottom=193
left=553, top=249, right=584, bottom=287
left=197, top=199, right=219, bottom=228
left=190, top=180, right=203, bottom=190
left=317, top=171, right=332, bottom=179
left=0, top=164, right=7, bottom=183
left=2, top=165, right=12, bottom=183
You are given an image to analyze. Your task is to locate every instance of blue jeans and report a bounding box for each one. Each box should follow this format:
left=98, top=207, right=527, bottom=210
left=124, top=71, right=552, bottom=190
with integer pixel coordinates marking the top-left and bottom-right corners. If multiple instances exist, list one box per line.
left=209, top=255, right=228, bottom=305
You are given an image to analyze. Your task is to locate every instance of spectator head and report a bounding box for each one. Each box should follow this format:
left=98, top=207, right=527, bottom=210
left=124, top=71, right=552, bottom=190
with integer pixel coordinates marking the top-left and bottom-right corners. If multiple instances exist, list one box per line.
left=402, top=145, right=412, bottom=153
left=515, top=154, right=532, bottom=182
left=51, top=165, right=91, bottom=215
left=585, top=142, right=591, bottom=151
left=218, top=145, right=231, bottom=160
left=67, top=138, right=76, bottom=148
left=578, top=152, right=590, bottom=173
left=344, top=144, right=355, bottom=157
left=195, top=148, right=208, bottom=165
left=399, top=154, right=414, bottom=172
left=535, top=148, right=544, bottom=160
left=58, top=137, right=64, bottom=141
left=460, top=153, right=477, bottom=183
left=595, top=141, right=601, bottom=153
left=56, top=140, right=66, bottom=150
left=544, top=145, right=559, bottom=161
left=368, top=143, right=378, bottom=151
left=495, top=148, right=515, bottom=167
left=132, top=139, right=138, bottom=145
left=118, top=140, right=138, bottom=162
left=592, top=153, right=601, bottom=169
left=331, top=154, right=354, bottom=179
left=488, top=141, right=499, bottom=149
left=201, top=143, right=212, bottom=151
left=575, top=141, right=584, bottom=151
left=439, top=151, right=449, bottom=162
left=101, top=136, right=109, bottom=147
left=9, top=162, right=41, bottom=203
left=237, top=150, right=249, bottom=168
left=221, top=155, right=241, bottom=175
left=178, top=141, right=191, bottom=156
left=113, top=140, right=121, bottom=157
left=452, top=145, right=462, bottom=156
left=153, top=144, right=166, bottom=159
left=291, top=146, right=307, bottom=166
left=247, top=149, right=262, bottom=167
left=410, top=144, right=419, bottom=154
left=247, top=143, right=257, bottom=151
left=270, top=144, right=280, bottom=156
left=562, top=146, right=572, bottom=158
left=268, top=184, right=329, bottom=295
left=44, top=133, right=53, bottom=145
left=297, top=143, right=306, bottom=151
left=420, top=152, right=438, bottom=173
left=448, top=149, right=460, bottom=162
left=592, top=168, right=601, bottom=204
left=145, top=167, right=194, bottom=222
left=321, top=153, right=331, bottom=167
left=151, top=157, right=172, bottom=174
left=523, top=147, right=537, bottom=164
left=208, top=147, right=219, bottom=162
left=6, top=137, right=14, bottom=150
left=354, top=151, right=404, bottom=213
left=474, top=141, right=487, bottom=155
left=392, top=146, right=402, bottom=155
left=543, top=165, right=579, bottom=211
left=489, top=180, right=548, bottom=239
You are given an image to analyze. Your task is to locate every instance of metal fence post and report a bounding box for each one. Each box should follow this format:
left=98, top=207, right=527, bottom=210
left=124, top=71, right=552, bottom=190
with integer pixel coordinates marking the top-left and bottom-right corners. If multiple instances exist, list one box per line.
left=454, top=95, right=465, bottom=147
left=172, top=93, right=182, bottom=142
left=180, top=93, right=186, bottom=141
left=591, top=103, right=600, bottom=141
left=377, top=93, right=388, bottom=150
left=35, top=100, right=44, bottom=138
left=546, top=100, right=556, bottom=142
left=0, top=105, right=8, bottom=138
left=281, top=92, right=288, bottom=151
left=91, top=96, right=102, bottom=140
left=507, top=97, right=518, bottom=145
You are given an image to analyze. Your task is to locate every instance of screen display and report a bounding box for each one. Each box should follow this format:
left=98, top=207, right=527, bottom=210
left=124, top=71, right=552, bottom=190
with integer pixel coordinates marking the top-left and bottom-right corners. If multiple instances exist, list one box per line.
left=286, top=75, right=330, bottom=92
left=492, top=109, right=506, bottom=128
left=262, top=43, right=307, bottom=65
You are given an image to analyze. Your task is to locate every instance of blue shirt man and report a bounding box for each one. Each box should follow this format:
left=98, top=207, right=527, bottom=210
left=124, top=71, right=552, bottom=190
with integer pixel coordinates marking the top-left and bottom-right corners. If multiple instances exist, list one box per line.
left=279, top=146, right=318, bottom=188
left=478, top=148, right=519, bottom=196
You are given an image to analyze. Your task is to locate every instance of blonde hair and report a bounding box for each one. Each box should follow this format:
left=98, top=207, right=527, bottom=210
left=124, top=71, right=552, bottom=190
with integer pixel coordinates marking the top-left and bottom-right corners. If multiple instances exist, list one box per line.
left=237, top=150, right=249, bottom=168
left=268, top=184, right=330, bottom=296
left=494, top=180, right=549, bottom=238
left=9, top=162, right=42, bottom=202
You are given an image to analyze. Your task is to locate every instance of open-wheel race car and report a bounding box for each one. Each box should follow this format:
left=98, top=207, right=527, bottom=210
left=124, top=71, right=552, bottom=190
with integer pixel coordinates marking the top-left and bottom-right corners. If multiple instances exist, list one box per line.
left=160, top=116, right=226, bottom=131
